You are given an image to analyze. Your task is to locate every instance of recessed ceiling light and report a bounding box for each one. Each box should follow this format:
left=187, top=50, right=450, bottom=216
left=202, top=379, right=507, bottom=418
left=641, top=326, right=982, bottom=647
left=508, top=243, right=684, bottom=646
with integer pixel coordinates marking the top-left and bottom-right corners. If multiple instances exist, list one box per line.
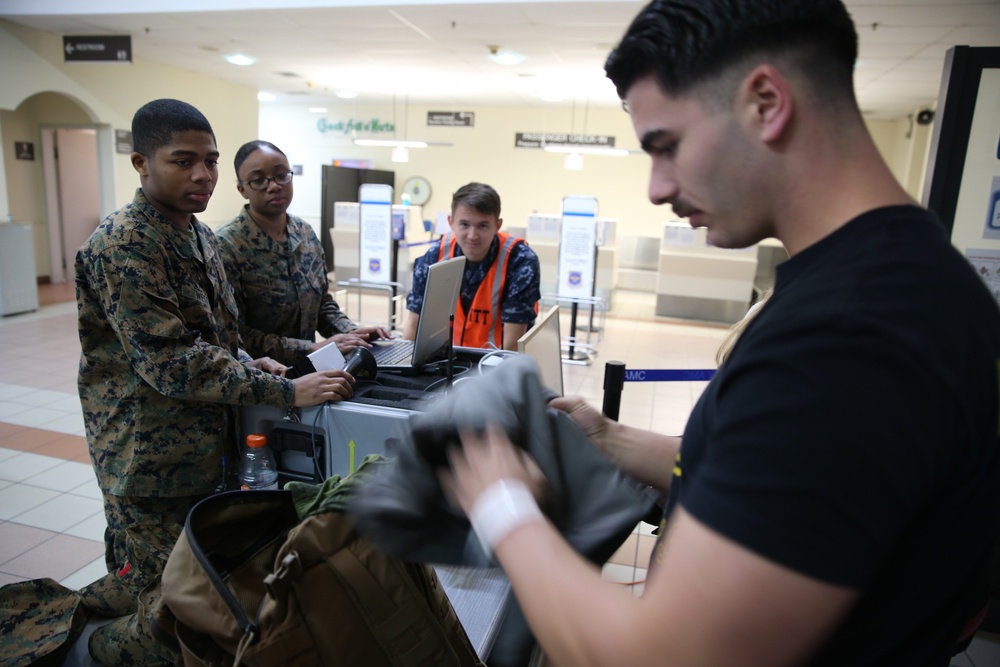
left=488, top=50, right=525, bottom=66
left=309, top=107, right=328, bottom=113
left=336, top=90, right=358, bottom=99
left=225, top=54, right=256, bottom=66
left=257, top=91, right=276, bottom=102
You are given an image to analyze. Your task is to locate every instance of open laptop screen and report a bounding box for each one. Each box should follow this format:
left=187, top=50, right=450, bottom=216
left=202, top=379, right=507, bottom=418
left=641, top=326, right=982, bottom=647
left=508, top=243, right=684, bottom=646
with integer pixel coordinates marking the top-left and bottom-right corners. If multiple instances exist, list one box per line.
left=517, top=304, right=563, bottom=395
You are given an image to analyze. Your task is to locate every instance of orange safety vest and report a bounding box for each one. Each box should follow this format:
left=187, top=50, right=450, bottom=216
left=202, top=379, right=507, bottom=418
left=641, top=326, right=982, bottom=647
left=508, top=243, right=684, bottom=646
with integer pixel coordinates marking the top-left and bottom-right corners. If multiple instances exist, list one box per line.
left=437, top=231, right=526, bottom=349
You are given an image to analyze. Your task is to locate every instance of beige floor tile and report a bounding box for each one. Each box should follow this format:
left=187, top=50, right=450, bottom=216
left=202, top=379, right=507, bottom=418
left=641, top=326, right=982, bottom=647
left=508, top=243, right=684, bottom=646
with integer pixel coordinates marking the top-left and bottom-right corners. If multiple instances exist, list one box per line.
left=0, top=427, right=66, bottom=452
left=1, top=533, right=104, bottom=580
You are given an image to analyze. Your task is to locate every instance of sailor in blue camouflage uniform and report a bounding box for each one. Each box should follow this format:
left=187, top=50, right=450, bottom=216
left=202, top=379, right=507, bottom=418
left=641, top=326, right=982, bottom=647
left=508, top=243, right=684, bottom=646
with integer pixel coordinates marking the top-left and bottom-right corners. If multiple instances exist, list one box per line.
left=405, top=182, right=540, bottom=351
left=216, top=140, right=390, bottom=366
left=75, top=99, right=354, bottom=665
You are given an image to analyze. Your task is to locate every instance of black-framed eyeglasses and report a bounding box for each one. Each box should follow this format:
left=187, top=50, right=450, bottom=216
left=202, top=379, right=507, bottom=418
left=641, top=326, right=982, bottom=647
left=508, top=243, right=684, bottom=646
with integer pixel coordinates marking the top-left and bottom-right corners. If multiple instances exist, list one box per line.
left=239, top=170, right=293, bottom=191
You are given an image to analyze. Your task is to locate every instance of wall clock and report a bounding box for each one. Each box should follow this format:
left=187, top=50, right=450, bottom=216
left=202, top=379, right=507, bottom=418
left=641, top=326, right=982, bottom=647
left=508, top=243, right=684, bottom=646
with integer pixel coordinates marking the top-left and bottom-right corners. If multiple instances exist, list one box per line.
left=402, top=176, right=432, bottom=206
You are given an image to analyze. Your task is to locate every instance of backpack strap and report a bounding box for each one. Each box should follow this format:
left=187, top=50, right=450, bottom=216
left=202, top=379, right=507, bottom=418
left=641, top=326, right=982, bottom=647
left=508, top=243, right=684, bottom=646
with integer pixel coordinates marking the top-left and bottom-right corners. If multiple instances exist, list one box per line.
left=331, top=540, right=461, bottom=667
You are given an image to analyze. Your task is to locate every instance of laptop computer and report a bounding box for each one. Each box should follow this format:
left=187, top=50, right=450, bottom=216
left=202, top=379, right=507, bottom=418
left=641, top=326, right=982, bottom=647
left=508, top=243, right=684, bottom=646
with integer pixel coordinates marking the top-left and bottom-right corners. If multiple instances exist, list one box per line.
left=517, top=304, right=564, bottom=396
left=370, top=255, right=466, bottom=372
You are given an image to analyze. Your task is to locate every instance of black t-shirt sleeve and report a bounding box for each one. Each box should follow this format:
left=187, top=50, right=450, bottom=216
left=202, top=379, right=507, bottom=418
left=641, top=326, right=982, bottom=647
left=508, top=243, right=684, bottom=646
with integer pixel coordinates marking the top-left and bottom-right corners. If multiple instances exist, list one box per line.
left=681, top=311, right=946, bottom=588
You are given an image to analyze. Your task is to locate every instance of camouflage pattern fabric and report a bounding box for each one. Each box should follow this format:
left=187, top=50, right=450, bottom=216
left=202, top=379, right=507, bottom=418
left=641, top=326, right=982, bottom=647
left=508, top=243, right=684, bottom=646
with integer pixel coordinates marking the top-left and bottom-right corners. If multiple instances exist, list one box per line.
left=88, top=581, right=181, bottom=666
left=79, top=494, right=204, bottom=618
left=75, top=189, right=295, bottom=502
left=216, top=206, right=357, bottom=364
left=407, top=234, right=540, bottom=329
left=0, top=578, right=86, bottom=667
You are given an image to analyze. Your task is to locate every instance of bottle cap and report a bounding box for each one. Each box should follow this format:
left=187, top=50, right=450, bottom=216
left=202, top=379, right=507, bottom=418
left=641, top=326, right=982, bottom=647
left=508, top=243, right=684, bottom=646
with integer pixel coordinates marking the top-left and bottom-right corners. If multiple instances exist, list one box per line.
left=246, top=434, right=268, bottom=449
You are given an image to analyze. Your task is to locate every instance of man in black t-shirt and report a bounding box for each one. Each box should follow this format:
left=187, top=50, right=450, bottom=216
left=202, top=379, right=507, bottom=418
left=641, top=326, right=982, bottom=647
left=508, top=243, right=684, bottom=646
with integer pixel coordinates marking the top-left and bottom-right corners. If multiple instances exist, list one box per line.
left=435, top=1, right=1000, bottom=666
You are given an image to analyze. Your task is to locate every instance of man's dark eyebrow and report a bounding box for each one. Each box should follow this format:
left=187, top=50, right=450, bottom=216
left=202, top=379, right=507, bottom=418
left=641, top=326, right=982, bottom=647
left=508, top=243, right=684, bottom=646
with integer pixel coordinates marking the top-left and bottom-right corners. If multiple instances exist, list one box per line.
left=167, top=149, right=221, bottom=159
left=640, top=129, right=667, bottom=153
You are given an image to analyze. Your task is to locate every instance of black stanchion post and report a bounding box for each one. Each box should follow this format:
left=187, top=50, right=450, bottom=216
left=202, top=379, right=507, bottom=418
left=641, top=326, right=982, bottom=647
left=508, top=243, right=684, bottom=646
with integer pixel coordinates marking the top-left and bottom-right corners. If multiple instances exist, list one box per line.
left=390, top=239, right=399, bottom=324
left=446, top=314, right=455, bottom=388
left=568, top=301, right=579, bottom=360
left=602, top=360, right=626, bottom=421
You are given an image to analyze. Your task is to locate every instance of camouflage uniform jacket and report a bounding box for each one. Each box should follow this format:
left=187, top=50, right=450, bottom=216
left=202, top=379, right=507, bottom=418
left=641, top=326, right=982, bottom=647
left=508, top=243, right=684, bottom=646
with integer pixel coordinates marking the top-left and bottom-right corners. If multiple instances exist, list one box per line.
left=216, top=206, right=357, bottom=365
left=76, top=189, right=295, bottom=498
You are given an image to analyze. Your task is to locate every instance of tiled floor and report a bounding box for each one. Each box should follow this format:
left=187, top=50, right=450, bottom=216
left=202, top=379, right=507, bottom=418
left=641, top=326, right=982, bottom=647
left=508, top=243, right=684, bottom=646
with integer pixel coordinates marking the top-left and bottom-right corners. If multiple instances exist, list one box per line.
left=2, top=284, right=998, bottom=666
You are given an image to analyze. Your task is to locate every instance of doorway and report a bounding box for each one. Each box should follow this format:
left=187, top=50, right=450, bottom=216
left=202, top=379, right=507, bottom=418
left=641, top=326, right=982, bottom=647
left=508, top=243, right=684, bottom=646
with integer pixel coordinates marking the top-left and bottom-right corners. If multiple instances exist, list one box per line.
left=41, top=127, right=101, bottom=283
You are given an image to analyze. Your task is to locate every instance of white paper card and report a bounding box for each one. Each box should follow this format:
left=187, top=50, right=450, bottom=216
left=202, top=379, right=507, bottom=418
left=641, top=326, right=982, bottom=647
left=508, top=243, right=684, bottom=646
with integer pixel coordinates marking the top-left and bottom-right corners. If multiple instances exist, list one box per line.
left=307, top=341, right=346, bottom=372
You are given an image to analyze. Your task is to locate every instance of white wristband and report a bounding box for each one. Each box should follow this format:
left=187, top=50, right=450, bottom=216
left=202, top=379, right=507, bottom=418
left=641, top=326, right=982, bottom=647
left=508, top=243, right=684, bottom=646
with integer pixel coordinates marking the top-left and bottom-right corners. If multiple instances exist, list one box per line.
left=469, top=479, right=544, bottom=558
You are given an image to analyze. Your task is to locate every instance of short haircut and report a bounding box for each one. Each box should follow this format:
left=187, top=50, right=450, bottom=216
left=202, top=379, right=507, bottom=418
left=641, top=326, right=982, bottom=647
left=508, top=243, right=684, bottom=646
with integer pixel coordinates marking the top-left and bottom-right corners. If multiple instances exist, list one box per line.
left=234, top=140, right=286, bottom=177
left=131, top=99, right=215, bottom=157
left=605, top=0, right=858, bottom=110
left=451, top=182, right=501, bottom=218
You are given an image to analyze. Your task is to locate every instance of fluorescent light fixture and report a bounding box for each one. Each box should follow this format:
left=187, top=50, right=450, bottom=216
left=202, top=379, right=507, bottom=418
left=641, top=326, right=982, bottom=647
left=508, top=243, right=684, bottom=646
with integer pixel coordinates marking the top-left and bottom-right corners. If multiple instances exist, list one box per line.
left=353, top=139, right=428, bottom=148
left=564, top=152, right=584, bottom=171
left=257, top=92, right=276, bottom=102
left=391, top=145, right=410, bottom=163
left=309, top=107, right=328, bottom=113
left=225, top=54, right=256, bottom=66
left=489, top=51, right=525, bottom=66
left=336, top=90, right=358, bottom=99
left=544, top=144, right=630, bottom=157
left=539, top=90, right=566, bottom=102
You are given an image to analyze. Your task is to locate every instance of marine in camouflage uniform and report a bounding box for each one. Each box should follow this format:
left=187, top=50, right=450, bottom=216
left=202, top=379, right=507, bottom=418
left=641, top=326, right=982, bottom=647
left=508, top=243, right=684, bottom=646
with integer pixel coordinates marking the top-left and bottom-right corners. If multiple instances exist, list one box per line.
left=407, top=233, right=541, bottom=347
left=216, top=205, right=357, bottom=365
left=75, top=188, right=296, bottom=623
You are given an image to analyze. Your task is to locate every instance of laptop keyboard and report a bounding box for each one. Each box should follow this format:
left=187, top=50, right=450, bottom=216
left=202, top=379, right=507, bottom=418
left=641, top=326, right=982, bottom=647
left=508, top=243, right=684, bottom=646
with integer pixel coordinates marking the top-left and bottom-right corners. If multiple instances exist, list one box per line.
left=370, top=341, right=414, bottom=366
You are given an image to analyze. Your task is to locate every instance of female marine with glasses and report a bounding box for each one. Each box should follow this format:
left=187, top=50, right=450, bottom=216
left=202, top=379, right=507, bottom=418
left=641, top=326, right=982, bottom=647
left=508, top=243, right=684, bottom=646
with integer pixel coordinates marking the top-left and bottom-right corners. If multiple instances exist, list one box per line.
left=216, top=140, right=389, bottom=366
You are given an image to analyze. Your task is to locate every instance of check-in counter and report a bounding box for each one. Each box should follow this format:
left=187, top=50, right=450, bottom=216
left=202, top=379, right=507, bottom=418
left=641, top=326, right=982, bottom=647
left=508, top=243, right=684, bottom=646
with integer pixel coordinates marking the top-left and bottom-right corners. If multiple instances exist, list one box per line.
left=754, top=237, right=788, bottom=294
left=655, top=222, right=758, bottom=323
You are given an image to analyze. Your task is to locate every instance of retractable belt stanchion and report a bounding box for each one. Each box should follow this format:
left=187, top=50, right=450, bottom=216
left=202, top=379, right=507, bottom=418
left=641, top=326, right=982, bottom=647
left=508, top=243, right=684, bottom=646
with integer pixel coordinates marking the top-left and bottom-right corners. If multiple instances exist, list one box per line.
left=601, top=363, right=718, bottom=421
left=602, top=362, right=717, bottom=530
left=568, top=301, right=580, bottom=361
left=602, top=360, right=626, bottom=421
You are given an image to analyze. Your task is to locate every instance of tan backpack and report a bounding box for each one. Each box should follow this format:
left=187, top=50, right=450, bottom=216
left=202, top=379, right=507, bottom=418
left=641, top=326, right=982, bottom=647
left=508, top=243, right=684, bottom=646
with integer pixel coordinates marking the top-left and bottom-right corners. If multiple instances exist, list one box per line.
left=152, top=489, right=484, bottom=667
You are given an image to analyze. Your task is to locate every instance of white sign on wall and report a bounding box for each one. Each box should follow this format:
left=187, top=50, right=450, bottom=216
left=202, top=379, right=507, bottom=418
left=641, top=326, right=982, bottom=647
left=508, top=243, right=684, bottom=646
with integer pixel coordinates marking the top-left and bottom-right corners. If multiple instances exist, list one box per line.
left=359, top=183, right=393, bottom=284
left=557, top=195, right=598, bottom=299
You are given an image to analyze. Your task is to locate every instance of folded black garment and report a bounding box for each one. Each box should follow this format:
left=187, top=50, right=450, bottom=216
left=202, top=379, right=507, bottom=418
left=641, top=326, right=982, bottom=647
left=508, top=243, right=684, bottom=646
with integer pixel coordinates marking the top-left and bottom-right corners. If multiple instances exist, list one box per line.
left=349, top=355, right=656, bottom=667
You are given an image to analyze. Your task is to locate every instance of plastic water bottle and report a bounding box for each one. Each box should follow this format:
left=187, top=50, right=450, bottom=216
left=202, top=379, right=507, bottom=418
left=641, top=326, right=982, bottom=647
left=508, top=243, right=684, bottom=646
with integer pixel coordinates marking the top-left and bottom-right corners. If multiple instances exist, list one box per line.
left=240, top=434, right=279, bottom=490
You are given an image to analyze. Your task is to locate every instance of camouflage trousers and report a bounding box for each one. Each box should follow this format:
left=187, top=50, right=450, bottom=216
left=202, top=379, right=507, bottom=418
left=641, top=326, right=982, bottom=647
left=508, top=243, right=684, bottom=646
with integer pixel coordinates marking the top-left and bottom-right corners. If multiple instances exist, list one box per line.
left=83, top=494, right=204, bottom=666
left=80, top=494, right=204, bottom=618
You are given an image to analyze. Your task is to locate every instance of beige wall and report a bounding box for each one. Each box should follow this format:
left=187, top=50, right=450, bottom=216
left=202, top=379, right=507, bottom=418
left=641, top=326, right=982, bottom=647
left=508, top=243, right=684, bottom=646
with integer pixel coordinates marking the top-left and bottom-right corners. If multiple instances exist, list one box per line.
left=260, top=102, right=671, bottom=239
left=261, top=104, right=934, bottom=241
left=0, top=19, right=259, bottom=278
left=1, top=17, right=935, bottom=279
left=865, top=114, right=935, bottom=202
